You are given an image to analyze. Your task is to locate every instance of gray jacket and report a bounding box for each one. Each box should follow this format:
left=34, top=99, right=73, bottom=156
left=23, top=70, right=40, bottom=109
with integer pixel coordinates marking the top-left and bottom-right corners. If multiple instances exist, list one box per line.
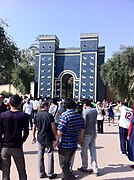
left=82, top=108, right=97, bottom=135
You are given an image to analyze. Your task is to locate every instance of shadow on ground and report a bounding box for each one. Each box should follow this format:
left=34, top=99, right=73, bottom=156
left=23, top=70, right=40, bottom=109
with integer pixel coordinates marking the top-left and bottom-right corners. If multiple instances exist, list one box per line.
left=100, top=163, right=133, bottom=176
left=24, top=151, right=38, bottom=155
left=53, top=170, right=90, bottom=179
left=71, top=164, right=134, bottom=179
left=73, top=170, right=90, bottom=180
left=105, top=178, right=134, bottom=180
left=96, top=146, right=104, bottom=149
left=103, top=132, right=119, bottom=135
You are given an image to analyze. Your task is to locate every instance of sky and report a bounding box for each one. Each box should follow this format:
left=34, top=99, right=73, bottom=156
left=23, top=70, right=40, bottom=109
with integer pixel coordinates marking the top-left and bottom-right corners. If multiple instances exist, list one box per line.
left=0, top=0, right=134, bottom=60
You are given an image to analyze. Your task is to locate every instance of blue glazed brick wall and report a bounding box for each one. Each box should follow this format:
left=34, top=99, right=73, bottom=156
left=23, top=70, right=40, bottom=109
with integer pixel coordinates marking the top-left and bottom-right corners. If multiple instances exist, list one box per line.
left=80, top=53, right=96, bottom=99
left=97, top=52, right=105, bottom=101
left=34, top=34, right=105, bottom=100
left=39, top=54, right=53, bottom=98
left=34, top=56, right=39, bottom=97
left=39, top=42, right=56, bottom=53
left=80, top=40, right=98, bottom=52
left=55, top=55, right=80, bottom=78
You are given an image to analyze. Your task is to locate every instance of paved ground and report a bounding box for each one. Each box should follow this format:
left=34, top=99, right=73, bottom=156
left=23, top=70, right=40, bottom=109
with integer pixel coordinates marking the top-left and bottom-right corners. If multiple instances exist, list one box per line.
left=1, top=118, right=134, bottom=180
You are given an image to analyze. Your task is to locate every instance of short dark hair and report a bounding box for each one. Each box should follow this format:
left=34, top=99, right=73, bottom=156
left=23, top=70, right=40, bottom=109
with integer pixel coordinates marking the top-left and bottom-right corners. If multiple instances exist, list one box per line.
left=65, top=99, right=76, bottom=109
left=123, top=101, right=128, bottom=107
left=0, top=93, right=5, bottom=99
left=10, top=94, right=22, bottom=108
left=50, top=98, right=58, bottom=105
left=40, top=101, right=49, bottom=109
left=82, top=99, right=93, bottom=108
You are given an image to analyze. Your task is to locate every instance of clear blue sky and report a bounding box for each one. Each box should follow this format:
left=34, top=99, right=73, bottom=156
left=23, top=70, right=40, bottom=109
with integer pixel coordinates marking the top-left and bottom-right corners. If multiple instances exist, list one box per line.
left=0, top=0, right=134, bottom=60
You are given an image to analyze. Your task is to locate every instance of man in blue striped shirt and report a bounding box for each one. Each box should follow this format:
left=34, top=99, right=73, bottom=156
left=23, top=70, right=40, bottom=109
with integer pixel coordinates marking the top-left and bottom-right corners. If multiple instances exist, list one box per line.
left=54, top=99, right=84, bottom=180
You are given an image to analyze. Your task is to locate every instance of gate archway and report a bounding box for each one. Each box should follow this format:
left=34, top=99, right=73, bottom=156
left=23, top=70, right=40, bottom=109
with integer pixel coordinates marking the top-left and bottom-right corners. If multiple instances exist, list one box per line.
left=58, top=70, right=77, bottom=99
left=62, top=74, right=73, bottom=99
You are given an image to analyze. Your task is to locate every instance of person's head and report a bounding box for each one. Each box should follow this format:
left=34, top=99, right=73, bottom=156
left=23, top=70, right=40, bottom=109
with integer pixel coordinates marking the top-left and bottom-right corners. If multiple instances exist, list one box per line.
left=82, top=99, right=93, bottom=109
left=117, top=101, right=120, bottom=105
left=65, top=99, right=76, bottom=109
left=59, top=101, right=64, bottom=107
left=0, top=93, right=5, bottom=102
left=9, top=94, right=22, bottom=108
left=109, top=101, right=113, bottom=105
left=97, top=101, right=101, bottom=106
left=40, top=100, right=50, bottom=111
left=123, top=101, right=128, bottom=107
left=25, top=97, right=30, bottom=104
left=30, top=97, right=33, bottom=100
left=50, top=98, right=58, bottom=106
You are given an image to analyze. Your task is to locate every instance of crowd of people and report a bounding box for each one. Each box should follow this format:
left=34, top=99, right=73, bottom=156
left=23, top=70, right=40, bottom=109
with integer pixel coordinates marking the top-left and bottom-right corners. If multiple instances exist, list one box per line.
left=0, top=93, right=134, bottom=180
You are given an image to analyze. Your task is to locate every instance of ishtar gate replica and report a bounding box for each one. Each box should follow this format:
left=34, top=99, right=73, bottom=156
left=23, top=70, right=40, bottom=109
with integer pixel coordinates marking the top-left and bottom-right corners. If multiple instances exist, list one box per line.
left=33, top=33, right=105, bottom=101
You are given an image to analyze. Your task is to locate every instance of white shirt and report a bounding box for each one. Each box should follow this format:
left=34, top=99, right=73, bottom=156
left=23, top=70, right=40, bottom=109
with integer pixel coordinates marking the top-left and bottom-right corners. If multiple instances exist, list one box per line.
left=119, top=105, right=133, bottom=129
left=96, top=105, right=104, bottom=120
left=23, top=102, right=33, bottom=115
left=32, top=100, right=39, bottom=110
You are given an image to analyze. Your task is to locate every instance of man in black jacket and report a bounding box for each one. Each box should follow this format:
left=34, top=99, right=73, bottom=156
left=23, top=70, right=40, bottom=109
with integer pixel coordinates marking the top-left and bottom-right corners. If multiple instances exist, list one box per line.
left=0, top=94, right=29, bottom=180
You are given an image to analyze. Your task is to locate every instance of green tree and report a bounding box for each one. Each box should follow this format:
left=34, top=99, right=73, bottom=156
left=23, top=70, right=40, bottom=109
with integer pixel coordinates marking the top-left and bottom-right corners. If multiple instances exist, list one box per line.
left=11, top=49, right=35, bottom=95
left=1, top=91, right=13, bottom=98
left=0, top=19, right=35, bottom=95
left=11, top=66, right=31, bottom=95
left=0, top=19, right=21, bottom=85
left=101, top=45, right=134, bottom=100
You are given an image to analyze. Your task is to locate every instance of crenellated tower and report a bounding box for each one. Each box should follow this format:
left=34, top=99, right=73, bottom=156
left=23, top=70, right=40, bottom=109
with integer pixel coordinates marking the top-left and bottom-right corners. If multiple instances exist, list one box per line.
left=35, top=35, right=59, bottom=98
left=80, top=33, right=98, bottom=100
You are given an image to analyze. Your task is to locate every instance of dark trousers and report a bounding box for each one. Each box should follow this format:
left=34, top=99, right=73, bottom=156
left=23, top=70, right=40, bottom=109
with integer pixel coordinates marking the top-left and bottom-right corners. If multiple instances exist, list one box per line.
left=58, top=147, right=76, bottom=180
left=97, top=120, right=104, bottom=133
left=33, top=110, right=38, bottom=118
left=119, top=126, right=128, bottom=154
left=1, top=147, right=27, bottom=180
left=28, top=114, right=33, bottom=130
